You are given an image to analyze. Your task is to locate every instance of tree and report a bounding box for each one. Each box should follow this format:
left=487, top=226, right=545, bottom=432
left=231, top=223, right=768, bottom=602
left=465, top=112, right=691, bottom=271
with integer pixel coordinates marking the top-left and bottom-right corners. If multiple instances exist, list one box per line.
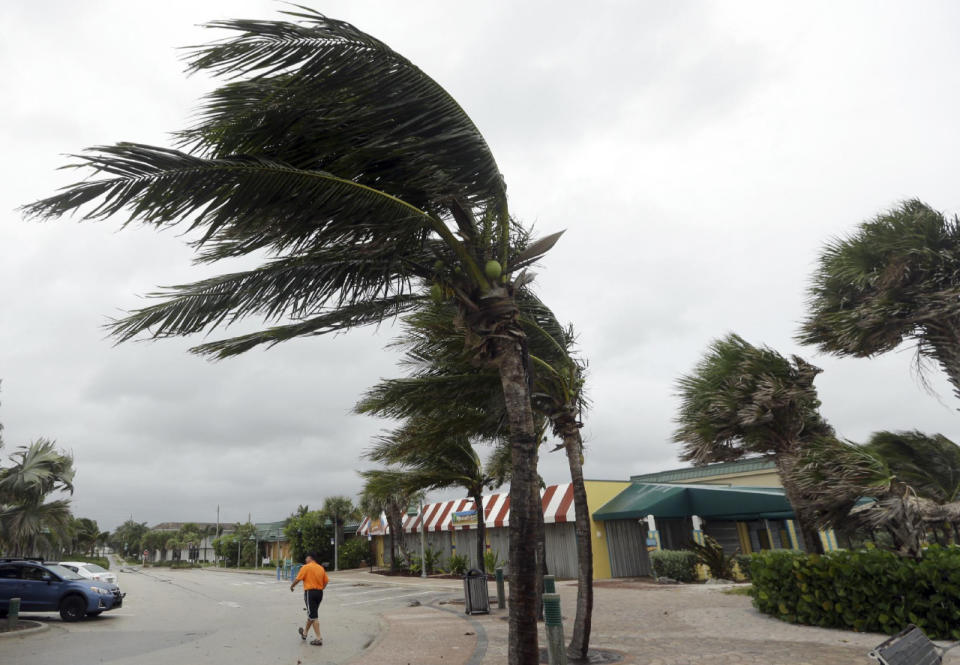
left=865, top=431, right=960, bottom=505
left=357, top=292, right=596, bottom=658
left=0, top=439, right=75, bottom=557
left=674, top=333, right=832, bottom=553
left=322, top=496, right=360, bottom=571
left=110, top=519, right=148, bottom=558
left=799, top=199, right=960, bottom=402
left=70, top=517, right=100, bottom=555
left=359, top=470, right=423, bottom=570
left=283, top=511, right=333, bottom=565
left=365, top=422, right=498, bottom=569
left=25, top=12, right=562, bottom=661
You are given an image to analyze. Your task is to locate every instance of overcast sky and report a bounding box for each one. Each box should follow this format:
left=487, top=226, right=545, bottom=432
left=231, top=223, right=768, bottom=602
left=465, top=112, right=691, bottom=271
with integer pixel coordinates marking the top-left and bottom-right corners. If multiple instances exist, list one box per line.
left=2, top=1, right=960, bottom=532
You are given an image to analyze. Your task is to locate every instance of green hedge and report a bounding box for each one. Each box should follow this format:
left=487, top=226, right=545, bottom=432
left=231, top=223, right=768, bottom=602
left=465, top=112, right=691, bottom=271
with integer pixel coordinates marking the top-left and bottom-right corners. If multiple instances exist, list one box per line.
left=650, top=549, right=698, bottom=583
left=733, top=554, right=752, bottom=581
left=751, top=546, right=960, bottom=639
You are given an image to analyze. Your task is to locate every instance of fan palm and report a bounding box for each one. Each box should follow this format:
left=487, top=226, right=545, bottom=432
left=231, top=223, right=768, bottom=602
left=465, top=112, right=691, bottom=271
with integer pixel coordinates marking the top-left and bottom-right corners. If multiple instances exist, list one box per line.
left=358, top=469, right=424, bottom=570
left=356, top=292, right=595, bottom=659
left=674, top=334, right=832, bottom=553
left=799, top=199, right=960, bottom=402
left=24, top=11, right=561, bottom=660
left=865, top=430, right=960, bottom=505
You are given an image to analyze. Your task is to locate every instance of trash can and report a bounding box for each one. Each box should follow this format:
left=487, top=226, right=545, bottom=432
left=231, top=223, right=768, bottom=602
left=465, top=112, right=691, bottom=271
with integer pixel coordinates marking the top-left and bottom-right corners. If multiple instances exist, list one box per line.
left=463, top=568, right=490, bottom=615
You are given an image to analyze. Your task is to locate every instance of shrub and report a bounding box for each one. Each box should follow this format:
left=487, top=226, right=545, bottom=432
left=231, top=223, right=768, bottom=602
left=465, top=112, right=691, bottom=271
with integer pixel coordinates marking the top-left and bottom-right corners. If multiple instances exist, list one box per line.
left=448, top=553, right=469, bottom=576
left=733, top=554, right=753, bottom=581
left=650, top=549, right=698, bottom=583
left=423, top=547, right=442, bottom=574
left=484, top=549, right=503, bottom=574
left=168, top=560, right=200, bottom=569
left=338, top=537, right=370, bottom=569
left=751, top=545, right=960, bottom=639
left=689, top=536, right=735, bottom=579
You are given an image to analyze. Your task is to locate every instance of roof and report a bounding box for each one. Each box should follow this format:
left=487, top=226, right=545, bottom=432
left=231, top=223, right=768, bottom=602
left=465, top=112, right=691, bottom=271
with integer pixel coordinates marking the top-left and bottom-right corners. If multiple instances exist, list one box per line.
left=358, top=483, right=577, bottom=535
left=629, top=457, right=777, bottom=484
left=592, top=482, right=795, bottom=521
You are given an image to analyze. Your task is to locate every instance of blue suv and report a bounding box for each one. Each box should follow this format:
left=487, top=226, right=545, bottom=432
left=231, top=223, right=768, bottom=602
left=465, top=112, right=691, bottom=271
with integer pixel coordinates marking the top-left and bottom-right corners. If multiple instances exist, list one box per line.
left=0, top=558, right=124, bottom=621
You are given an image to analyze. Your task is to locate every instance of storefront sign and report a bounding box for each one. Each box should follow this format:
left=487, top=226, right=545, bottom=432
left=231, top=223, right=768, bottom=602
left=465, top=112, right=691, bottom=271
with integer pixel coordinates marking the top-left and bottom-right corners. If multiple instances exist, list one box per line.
left=451, top=510, right=478, bottom=527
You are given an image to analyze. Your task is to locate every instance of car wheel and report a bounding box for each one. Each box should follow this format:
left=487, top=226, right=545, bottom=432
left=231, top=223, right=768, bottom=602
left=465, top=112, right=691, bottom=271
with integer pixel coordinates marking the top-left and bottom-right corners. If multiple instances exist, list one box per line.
left=59, top=595, right=87, bottom=622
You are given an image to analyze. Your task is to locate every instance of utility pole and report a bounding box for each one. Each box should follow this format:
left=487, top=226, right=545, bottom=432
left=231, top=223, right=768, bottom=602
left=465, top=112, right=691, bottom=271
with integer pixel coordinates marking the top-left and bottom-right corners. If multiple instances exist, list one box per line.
left=420, top=501, right=427, bottom=578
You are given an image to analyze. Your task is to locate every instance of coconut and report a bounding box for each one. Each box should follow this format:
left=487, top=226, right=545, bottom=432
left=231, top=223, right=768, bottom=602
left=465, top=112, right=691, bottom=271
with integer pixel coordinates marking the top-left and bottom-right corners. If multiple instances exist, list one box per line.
left=484, top=260, right=502, bottom=280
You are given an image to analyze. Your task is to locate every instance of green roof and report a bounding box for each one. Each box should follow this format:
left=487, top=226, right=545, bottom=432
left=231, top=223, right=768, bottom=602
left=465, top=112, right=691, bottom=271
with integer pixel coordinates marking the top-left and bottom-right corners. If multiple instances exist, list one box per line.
left=630, top=457, right=777, bottom=484
left=592, top=482, right=795, bottom=521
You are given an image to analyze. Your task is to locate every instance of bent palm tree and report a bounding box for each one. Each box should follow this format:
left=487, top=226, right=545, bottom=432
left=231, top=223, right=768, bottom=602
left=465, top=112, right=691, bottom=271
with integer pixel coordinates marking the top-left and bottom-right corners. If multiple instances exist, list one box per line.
left=799, top=199, right=960, bottom=402
left=25, top=11, right=560, bottom=661
left=674, top=334, right=832, bottom=553
left=865, top=431, right=960, bottom=505
left=357, top=292, right=595, bottom=658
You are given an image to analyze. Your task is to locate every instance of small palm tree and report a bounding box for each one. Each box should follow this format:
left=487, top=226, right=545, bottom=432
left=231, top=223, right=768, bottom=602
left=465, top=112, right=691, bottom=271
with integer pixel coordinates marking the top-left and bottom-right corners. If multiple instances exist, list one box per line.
left=24, top=13, right=559, bottom=659
left=799, top=199, right=960, bottom=402
left=322, top=496, right=360, bottom=571
left=358, top=470, right=423, bottom=570
left=0, top=439, right=75, bottom=556
left=674, top=334, right=832, bottom=553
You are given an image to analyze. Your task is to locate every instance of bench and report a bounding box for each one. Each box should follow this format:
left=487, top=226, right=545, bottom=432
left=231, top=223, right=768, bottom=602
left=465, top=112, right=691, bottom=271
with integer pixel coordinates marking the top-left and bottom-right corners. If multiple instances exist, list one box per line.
left=869, top=625, right=960, bottom=665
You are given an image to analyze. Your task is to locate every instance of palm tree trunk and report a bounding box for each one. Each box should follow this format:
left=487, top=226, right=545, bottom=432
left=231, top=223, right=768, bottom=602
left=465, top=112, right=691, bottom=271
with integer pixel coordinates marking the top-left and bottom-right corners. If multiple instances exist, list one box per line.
left=562, top=428, right=593, bottom=660
left=535, top=477, right=547, bottom=622
left=774, top=455, right=824, bottom=554
left=473, top=491, right=486, bottom=571
left=494, top=332, right=541, bottom=665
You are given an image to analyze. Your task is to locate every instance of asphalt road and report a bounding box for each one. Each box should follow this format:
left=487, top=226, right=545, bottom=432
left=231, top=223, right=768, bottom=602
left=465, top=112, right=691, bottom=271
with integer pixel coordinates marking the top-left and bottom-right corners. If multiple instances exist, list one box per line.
left=2, top=565, right=462, bottom=665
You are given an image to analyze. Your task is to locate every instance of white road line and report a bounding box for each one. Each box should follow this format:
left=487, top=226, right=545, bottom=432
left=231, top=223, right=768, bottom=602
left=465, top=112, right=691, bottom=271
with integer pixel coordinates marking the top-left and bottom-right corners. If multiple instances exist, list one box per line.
left=341, top=590, right=433, bottom=606
left=331, top=587, right=397, bottom=597
left=218, top=601, right=241, bottom=608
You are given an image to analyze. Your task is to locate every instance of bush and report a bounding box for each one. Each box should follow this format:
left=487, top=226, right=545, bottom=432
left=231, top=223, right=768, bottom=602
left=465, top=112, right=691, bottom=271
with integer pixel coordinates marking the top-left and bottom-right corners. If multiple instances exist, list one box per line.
left=751, top=545, right=960, bottom=639
left=484, top=549, right=503, bottom=574
left=650, top=549, right=698, bottom=583
left=338, top=537, right=370, bottom=569
left=168, top=560, right=200, bottom=569
left=733, top=554, right=753, bottom=581
left=448, top=553, right=469, bottom=576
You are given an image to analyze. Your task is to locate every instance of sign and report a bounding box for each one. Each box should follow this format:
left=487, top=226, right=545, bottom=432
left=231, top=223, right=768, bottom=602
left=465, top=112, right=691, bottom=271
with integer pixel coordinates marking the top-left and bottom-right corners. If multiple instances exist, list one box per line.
left=646, top=531, right=659, bottom=552
left=451, top=510, right=478, bottom=527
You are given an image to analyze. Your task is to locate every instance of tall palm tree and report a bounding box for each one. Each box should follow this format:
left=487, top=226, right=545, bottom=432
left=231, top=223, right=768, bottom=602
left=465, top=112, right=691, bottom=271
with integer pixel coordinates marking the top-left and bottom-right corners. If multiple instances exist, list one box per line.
left=674, top=334, right=832, bottom=553
left=24, top=12, right=559, bottom=660
left=322, top=496, right=360, bottom=571
left=0, top=439, right=75, bottom=556
left=357, top=292, right=596, bottom=659
left=799, top=199, right=960, bottom=401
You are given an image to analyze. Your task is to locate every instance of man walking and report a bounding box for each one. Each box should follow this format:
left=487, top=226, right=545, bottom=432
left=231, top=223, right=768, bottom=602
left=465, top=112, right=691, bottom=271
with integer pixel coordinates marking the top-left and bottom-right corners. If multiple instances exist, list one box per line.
left=290, top=552, right=329, bottom=646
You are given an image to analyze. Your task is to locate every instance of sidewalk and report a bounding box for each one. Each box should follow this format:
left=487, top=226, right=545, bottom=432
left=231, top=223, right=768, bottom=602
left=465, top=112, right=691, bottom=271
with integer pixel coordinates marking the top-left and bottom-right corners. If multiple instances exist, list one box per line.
left=334, top=571, right=960, bottom=665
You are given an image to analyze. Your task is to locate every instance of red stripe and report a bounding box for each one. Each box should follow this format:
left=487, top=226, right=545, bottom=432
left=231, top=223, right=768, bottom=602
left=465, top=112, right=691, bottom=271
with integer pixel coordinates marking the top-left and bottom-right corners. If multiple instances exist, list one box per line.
left=540, top=485, right=558, bottom=512
left=494, top=496, right=511, bottom=527
left=434, top=501, right=456, bottom=532
left=453, top=499, right=471, bottom=530
left=484, top=494, right=500, bottom=520
left=424, top=503, right=443, bottom=530
left=554, top=485, right=575, bottom=523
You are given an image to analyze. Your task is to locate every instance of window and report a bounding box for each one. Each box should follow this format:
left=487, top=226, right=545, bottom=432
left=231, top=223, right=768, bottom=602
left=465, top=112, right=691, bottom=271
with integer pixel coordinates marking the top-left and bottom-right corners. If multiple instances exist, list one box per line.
left=0, top=565, right=19, bottom=579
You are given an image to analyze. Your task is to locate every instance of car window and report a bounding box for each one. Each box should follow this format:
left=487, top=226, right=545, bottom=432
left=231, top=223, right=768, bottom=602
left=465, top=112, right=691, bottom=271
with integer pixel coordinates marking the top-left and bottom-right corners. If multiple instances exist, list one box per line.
left=62, top=565, right=79, bottom=572
left=21, top=566, right=52, bottom=581
left=0, top=565, right=19, bottom=579
left=44, top=564, right=83, bottom=580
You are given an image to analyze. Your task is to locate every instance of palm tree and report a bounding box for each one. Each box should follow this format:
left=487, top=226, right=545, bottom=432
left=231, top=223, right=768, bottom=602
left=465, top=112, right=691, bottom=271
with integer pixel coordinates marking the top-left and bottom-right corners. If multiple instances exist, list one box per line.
left=865, top=431, right=960, bottom=505
left=366, top=422, right=499, bottom=569
left=24, top=12, right=560, bottom=661
left=674, top=333, right=832, bottom=553
left=799, top=199, right=960, bottom=402
left=0, top=439, right=75, bottom=556
left=322, top=496, right=360, bottom=571
left=359, top=469, right=424, bottom=570
left=357, top=292, right=596, bottom=658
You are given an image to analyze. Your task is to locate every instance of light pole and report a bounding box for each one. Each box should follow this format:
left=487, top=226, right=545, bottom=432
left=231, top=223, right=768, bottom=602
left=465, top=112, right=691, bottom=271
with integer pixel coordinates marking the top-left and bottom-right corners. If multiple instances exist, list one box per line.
left=420, top=501, right=427, bottom=579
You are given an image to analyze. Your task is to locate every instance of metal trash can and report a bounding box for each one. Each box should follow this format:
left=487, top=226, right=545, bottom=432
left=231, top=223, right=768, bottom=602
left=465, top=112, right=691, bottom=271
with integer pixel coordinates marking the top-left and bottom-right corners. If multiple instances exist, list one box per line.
left=463, top=568, right=490, bottom=615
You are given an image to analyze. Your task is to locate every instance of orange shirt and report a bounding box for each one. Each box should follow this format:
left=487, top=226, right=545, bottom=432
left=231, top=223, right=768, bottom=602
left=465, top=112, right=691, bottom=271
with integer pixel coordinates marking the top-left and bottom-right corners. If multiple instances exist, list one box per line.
left=296, top=561, right=329, bottom=590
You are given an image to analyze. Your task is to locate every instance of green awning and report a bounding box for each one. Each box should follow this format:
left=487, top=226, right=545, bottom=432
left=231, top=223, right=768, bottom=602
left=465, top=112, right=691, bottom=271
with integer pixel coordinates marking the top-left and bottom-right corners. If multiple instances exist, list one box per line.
left=592, top=482, right=796, bottom=521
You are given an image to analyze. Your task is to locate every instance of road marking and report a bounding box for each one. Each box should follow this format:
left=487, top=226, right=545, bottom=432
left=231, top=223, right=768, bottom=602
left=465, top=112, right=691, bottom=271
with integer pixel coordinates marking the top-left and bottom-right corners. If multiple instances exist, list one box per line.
left=341, top=591, right=434, bottom=606
left=332, top=587, right=399, bottom=597
left=218, top=601, right=241, bottom=608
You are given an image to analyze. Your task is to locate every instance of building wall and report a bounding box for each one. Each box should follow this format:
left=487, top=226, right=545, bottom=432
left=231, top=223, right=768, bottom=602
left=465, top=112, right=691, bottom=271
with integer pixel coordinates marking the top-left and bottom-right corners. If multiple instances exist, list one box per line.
left=685, top=469, right=783, bottom=487
left=584, top=480, right=632, bottom=579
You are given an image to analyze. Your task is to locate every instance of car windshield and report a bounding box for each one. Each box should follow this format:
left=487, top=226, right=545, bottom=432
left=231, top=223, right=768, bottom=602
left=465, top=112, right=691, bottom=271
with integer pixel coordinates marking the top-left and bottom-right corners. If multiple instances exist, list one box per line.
left=82, top=564, right=108, bottom=573
left=45, top=564, right=84, bottom=580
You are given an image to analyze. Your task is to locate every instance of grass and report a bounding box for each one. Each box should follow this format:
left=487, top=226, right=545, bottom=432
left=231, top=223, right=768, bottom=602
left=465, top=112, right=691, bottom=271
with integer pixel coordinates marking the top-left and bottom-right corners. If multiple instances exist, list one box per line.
left=722, top=585, right=753, bottom=596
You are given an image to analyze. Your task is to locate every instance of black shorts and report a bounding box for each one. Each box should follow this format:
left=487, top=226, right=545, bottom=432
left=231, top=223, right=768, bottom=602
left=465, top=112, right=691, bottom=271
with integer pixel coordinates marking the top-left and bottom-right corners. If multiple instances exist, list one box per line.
left=304, top=589, right=323, bottom=619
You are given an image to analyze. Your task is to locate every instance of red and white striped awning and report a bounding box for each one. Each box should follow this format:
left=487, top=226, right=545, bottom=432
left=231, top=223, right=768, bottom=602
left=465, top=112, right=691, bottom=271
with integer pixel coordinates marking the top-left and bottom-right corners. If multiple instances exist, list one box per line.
left=360, top=483, right=575, bottom=535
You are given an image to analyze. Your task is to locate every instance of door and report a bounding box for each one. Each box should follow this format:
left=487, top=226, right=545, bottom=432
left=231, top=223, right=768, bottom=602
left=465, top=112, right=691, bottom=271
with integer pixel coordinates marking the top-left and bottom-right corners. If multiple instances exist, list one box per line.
left=19, top=565, right=63, bottom=610
left=0, top=564, right=22, bottom=608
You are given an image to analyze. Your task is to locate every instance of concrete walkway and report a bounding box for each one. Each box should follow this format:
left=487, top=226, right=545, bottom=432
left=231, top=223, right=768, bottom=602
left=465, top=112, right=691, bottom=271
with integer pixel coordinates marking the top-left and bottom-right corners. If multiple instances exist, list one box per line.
left=328, top=571, right=959, bottom=665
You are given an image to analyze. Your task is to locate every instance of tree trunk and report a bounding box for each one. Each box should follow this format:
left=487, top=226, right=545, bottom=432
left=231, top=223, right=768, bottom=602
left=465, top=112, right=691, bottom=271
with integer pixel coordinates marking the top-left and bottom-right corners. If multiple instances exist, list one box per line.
left=562, top=427, right=593, bottom=660
left=494, top=332, right=541, bottom=665
left=774, top=455, right=824, bottom=554
left=473, top=490, right=486, bottom=571
left=535, top=474, right=547, bottom=622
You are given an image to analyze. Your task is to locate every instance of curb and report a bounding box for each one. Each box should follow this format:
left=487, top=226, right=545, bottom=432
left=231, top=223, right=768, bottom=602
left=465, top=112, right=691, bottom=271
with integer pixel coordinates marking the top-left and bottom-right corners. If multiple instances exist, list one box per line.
left=0, top=620, right=50, bottom=639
